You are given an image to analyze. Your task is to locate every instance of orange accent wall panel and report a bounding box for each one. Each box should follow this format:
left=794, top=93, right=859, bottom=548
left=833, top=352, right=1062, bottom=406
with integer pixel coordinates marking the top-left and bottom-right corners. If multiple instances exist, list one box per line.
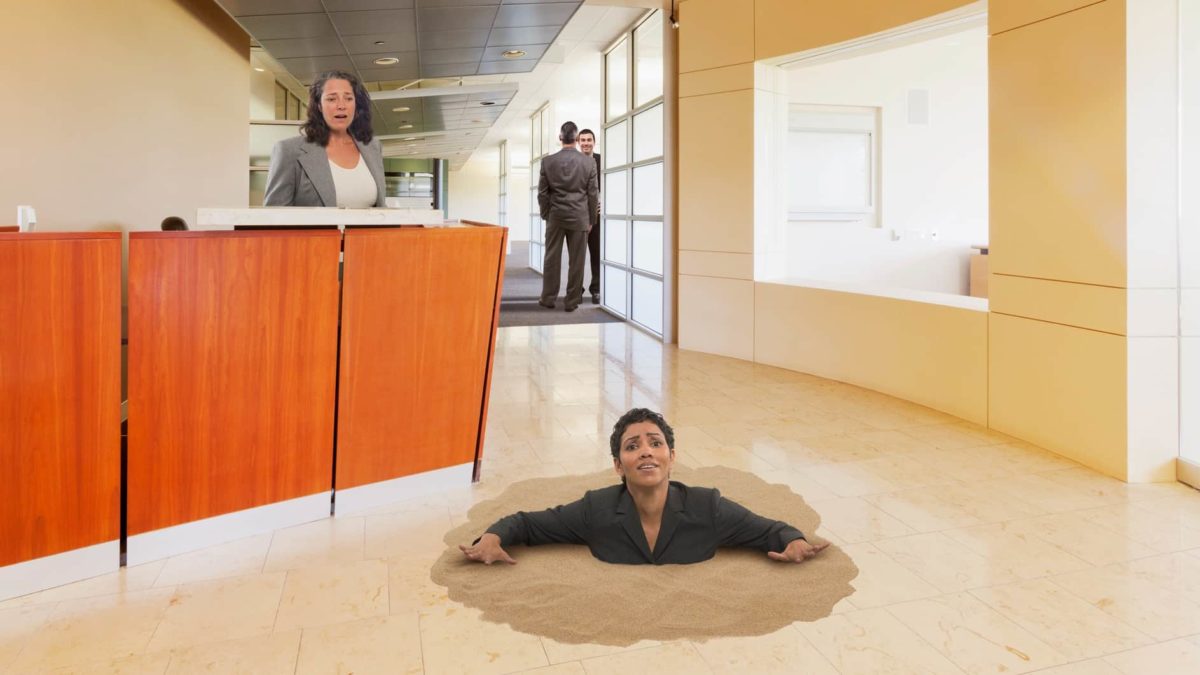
left=0, top=233, right=121, bottom=567
left=127, top=231, right=341, bottom=535
left=337, top=226, right=506, bottom=489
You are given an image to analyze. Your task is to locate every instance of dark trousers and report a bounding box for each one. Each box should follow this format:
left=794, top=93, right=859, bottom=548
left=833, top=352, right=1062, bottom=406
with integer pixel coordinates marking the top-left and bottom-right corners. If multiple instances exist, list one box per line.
left=541, top=223, right=588, bottom=309
left=587, top=219, right=601, bottom=296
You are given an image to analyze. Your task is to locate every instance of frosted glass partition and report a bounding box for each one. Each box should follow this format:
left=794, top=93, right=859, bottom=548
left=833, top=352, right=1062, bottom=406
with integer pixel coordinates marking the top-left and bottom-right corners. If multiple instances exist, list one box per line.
left=632, top=275, right=663, bottom=334
left=606, top=171, right=628, bottom=216
left=607, top=219, right=629, bottom=265
left=606, top=121, right=628, bottom=168
left=632, top=163, right=664, bottom=216
left=632, top=221, right=663, bottom=274
left=605, top=266, right=629, bottom=315
left=633, top=105, right=663, bottom=163
left=634, top=12, right=664, bottom=107
left=606, top=38, right=629, bottom=121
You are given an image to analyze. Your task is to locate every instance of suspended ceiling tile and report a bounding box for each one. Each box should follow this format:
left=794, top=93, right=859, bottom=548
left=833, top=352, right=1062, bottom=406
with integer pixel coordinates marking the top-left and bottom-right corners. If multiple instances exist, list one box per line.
left=485, top=25, right=560, bottom=46
left=340, top=32, right=418, bottom=54
left=277, top=54, right=356, bottom=77
left=417, top=6, right=499, bottom=32
left=323, top=0, right=414, bottom=10
left=352, top=51, right=418, bottom=70
left=222, top=0, right=324, bottom=16
left=421, top=62, right=479, bottom=77
left=257, top=35, right=346, bottom=59
left=418, top=29, right=491, bottom=50
left=418, top=0, right=499, bottom=6
left=481, top=43, right=547, bottom=61
left=236, top=13, right=334, bottom=40
left=356, top=64, right=421, bottom=81
left=494, top=2, right=577, bottom=28
left=420, top=47, right=485, bottom=65
left=329, top=9, right=416, bottom=36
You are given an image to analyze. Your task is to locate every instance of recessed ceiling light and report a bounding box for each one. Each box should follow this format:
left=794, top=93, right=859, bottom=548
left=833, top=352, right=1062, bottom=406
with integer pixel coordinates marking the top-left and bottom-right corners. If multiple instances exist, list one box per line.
left=398, top=124, right=413, bottom=129
left=374, top=40, right=386, bottom=46
left=501, top=50, right=527, bottom=59
left=479, top=101, right=496, bottom=106
left=391, top=106, right=411, bottom=113
left=403, top=137, right=419, bottom=141
left=253, top=67, right=266, bottom=72
left=373, top=57, right=400, bottom=66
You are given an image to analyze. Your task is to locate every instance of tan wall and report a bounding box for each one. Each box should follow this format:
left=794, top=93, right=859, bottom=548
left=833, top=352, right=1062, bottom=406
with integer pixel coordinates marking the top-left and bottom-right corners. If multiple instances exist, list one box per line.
left=0, top=0, right=249, bottom=232
left=755, top=284, right=989, bottom=425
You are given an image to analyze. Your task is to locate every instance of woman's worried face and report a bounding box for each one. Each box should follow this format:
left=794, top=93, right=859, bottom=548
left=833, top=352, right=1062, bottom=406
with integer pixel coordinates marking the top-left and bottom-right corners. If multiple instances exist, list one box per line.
left=614, top=421, right=674, bottom=488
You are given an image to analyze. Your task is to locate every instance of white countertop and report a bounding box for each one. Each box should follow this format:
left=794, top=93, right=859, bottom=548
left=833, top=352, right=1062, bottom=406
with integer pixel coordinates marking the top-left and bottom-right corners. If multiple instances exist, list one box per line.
left=197, top=207, right=445, bottom=229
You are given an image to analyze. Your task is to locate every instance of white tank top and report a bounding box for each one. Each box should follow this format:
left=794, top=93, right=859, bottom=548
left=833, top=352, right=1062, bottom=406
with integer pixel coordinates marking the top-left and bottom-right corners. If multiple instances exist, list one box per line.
left=328, top=156, right=377, bottom=208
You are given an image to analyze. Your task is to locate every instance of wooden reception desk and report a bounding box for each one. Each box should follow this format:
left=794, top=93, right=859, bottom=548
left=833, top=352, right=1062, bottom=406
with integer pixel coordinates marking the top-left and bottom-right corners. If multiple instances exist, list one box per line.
left=125, top=218, right=506, bottom=563
left=0, top=232, right=121, bottom=599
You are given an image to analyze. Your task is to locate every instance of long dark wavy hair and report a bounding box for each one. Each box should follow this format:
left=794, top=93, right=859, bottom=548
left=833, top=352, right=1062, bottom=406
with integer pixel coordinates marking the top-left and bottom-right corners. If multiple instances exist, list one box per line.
left=301, top=70, right=374, bottom=146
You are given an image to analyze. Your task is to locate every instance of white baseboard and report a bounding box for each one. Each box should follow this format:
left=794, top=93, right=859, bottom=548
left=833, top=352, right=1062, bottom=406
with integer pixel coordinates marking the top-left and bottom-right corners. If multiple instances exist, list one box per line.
left=1179, top=457, right=1200, bottom=491
left=1, top=541, right=119, bottom=602
left=335, top=463, right=473, bottom=516
left=126, top=492, right=331, bottom=566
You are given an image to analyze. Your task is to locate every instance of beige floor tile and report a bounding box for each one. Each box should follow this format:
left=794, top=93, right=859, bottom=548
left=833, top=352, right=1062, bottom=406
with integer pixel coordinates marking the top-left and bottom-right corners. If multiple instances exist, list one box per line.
left=979, top=474, right=1122, bottom=514
left=145, top=572, right=285, bottom=652
left=873, top=532, right=1022, bottom=592
left=579, top=641, right=712, bottom=674
left=8, top=587, right=175, bottom=672
left=418, top=604, right=549, bottom=674
left=1103, top=637, right=1200, bottom=674
left=363, top=507, right=454, bottom=560
left=863, top=486, right=990, bottom=532
left=1074, top=502, right=1200, bottom=553
left=845, top=428, right=934, bottom=454
left=42, top=651, right=171, bottom=674
left=970, top=579, right=1152, bottom=660
left=514, top=662, right=588, bottom=675
left=1001, top=512, right=1148, bottom=566
left=901, top=423, right=999, bottom=450
left=1027, top=660, right=1124, bottom=675
left=164, top=630, right=301, bottom=674
left=837, top=543, right=940, bottom=608
left=262, top=516, right=365, bottom=573
left=806, top=497, right=916, bottom=544
left=691, top=626, right=837, bottom=674
left=763, top=469, right=840, bottom=503
left=1050, top=559, right=1200, bottom=640
left=0, top=603, right=56, bottom=669
left=0, top=560, right=165, bottom=611
left=153, top=533, right=272, bottom=587
left=942, top=522, right=1092, bottom=579
left=295, top=613, right=422, bottom=675
left=796, top=608, right=963, bottom=674
left=540, top=637, right=661, bottom=664
left=886, top=592, right=1068, bottom=674
left=274, top=559, right=389, bottom=632
left=1123, top=552, right=1200, bottom=605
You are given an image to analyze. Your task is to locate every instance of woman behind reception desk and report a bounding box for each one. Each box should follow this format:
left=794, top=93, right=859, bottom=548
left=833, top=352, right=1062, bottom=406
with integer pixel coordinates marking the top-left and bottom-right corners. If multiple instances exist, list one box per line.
left=264, top=70, right=386, bottom=208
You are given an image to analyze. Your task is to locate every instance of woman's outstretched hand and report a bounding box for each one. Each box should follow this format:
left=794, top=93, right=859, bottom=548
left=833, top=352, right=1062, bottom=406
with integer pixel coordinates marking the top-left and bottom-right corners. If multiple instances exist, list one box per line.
left=767, top=538, right=829, bottom=563
left=459, top=533, right=517, bottom=565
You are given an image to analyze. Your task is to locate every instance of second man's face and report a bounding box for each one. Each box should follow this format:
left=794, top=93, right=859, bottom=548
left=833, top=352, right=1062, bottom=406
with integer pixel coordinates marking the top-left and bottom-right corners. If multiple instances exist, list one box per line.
left=578, top=133, right=595, bottom=155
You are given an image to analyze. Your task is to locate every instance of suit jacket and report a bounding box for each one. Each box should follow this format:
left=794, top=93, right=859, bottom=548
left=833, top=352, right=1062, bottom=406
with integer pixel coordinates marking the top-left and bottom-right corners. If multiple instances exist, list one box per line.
left=588, top=152, right=602, bottom=227
left=538, top=147, right=598, bottom=232
left=263, top=134, right=387, bottom=207
left=484, top=481, right=806, bottom=565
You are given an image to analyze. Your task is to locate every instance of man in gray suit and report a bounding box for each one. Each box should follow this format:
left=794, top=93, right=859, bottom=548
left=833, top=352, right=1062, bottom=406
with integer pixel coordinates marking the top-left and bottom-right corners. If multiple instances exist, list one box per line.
left=538, top=121, right=599, bottom=312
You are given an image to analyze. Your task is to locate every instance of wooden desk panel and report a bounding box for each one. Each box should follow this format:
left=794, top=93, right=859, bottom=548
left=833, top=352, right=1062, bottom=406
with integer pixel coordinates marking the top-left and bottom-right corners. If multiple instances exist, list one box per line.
left=337, top=226, right=506, bottom=489
left=127, top=231, right=341, bottom=535
left=0, top=233, right=121, bottom=566
left=0, top=226, right=18, bottom=232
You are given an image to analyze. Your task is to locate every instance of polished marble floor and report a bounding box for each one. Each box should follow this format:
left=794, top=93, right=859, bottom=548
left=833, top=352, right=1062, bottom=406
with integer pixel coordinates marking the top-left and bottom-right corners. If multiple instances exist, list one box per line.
left=3, top=323, right=1200, bottom=674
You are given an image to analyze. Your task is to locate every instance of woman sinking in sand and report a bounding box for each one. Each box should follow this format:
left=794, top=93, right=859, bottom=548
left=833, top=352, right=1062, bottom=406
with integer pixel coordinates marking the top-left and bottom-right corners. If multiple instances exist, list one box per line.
left=460, top=408, right=830, bottom=566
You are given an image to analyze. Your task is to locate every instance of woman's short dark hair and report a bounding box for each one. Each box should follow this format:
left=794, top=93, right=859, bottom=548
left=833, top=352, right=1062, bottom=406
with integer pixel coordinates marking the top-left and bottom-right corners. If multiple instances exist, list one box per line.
left=609, top=408, right=675, bottom=459
left=301, top=70, right=374, bottom=146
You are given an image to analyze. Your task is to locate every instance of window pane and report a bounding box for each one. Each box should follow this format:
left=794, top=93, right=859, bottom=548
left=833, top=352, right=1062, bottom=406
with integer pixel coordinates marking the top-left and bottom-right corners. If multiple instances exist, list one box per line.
left=532, top=116, right=541, bottom=158
left=530, top=214, right=543, bottom=243
left=632, top=274, right=663, bottom=334
left=632, top=163, right=663, bottom=216
left=634, top=12, right=664, bottom=107
left=606, top=38, right=629, bottom=121
left=275, top=84, right=287, bottom=120
left=605, top=218, right=628, bottom=265
left=604, top=265, right=628, bottom=315
left=633, top=105, right=663, bottom=162
left=543, top=112, right=555, bottom=155
left=632, top=220, right=663, bottom=274
left=605, top=120, right=628, bottom=167
left=605, top=170, right=627, bottom=216
left=529, top=243, right=543, bottom=272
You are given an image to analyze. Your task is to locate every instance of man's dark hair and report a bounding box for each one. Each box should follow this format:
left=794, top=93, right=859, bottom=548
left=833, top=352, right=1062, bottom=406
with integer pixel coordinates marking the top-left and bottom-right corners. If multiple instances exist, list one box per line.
left=301, top=70, right=374, bottom=146
left=609, top=408, right=675, bottom=459
left=578, top=128, right=595, bottom=140
left=560, top=121, right=579, bottom=144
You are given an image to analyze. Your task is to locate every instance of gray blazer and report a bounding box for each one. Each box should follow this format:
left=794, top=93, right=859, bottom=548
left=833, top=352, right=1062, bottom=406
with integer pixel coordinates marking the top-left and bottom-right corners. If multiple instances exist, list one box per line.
left=538, top=147, right=599, bottom=232
left=263, top=135, right=387, bottom=207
